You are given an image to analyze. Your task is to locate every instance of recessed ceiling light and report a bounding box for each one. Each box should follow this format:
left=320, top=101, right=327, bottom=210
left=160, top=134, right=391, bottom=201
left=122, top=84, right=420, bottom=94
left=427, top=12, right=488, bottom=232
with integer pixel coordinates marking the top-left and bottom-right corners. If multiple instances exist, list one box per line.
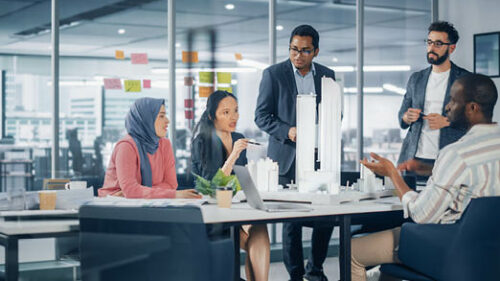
left=332, top=57, right=338, bottom=62
left=276, top=25, right=284, bottom=31
left=175, top=42, right=181, bottom=48
left=225, top=4, right=235, bottom=10
left=118, top=29, right=126, bottom=34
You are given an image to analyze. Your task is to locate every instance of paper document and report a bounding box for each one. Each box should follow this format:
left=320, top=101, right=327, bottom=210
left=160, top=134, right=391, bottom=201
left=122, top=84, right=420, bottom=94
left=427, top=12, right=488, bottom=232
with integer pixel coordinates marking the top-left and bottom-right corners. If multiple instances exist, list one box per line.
left=86, top=197, right=207, bottom=208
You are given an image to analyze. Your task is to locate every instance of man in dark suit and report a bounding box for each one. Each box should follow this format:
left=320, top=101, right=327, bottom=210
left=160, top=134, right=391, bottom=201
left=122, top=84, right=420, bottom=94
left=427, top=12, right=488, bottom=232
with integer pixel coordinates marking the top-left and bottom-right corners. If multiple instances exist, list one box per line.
left=255, top=25, right=336, bottom=281
left=398, top=21, right=469, bottom=172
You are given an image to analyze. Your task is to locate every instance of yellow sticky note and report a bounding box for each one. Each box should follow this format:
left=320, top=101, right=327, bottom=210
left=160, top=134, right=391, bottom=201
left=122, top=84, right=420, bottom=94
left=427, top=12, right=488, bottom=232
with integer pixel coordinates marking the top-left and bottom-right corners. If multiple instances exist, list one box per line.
left=199, top=72, right=214, bottom=84
left=115, top=50, right=125, bottom=60
left=199, top=86, right=214, bottom=98
left=182, top=51, right=199, bottom=63
left=217, top=72, right=231, bottom=84
left=217, top=86, right=232, bottom=93
left=124, top=80, right=141, bottom=92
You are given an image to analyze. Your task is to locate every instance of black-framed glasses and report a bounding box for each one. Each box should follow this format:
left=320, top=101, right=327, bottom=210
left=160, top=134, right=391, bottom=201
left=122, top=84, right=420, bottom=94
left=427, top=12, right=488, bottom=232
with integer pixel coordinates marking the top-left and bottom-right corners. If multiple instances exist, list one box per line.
left=289, top=47, right=314, bottom=55
left=425, top=39, right=453, bottom=48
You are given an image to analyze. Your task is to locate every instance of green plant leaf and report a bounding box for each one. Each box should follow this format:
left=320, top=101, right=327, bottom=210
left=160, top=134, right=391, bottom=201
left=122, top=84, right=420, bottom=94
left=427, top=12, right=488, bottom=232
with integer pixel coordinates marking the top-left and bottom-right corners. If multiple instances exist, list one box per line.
left=192, top=172, right=214, bottom=197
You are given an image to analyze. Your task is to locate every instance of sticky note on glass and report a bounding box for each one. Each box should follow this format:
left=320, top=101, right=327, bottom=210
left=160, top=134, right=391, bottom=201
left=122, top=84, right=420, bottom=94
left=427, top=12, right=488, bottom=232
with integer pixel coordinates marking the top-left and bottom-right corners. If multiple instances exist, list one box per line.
left=143, top=79, right=151, bottom=89
left=115, top=50, right=125, bottom=60
left=234, top=53, right=243, bottom=61
left=182, top=51, right=199, bottom=63
left=184, top=77, right=194, bottom=86
left=199, top=72, right=214, bottom=84
left=199, top=86, right=214, bottom=98
left=124, top=80, right=141, bottom=92
left=217, top=86, right=232, bottom=93
left=103, top=78, right=122, bottom=90
left=131, top=53, right=148, bottom=64
left=185, top=110, right=194, bottom=119
left=217, top=72, right=231, bottom=84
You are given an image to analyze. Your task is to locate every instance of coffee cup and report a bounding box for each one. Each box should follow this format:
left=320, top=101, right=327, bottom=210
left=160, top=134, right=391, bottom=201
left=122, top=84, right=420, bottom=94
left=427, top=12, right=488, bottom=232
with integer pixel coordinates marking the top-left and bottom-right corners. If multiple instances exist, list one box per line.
left=39, top=190, right=57, bottom=210
left=216, top=187, right=232, bottom=208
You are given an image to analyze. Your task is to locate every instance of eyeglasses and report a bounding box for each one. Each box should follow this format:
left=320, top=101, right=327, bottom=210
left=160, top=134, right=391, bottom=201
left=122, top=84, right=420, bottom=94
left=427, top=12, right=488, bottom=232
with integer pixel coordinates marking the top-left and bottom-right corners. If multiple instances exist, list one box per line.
left=289, top=47, right=314, bottom=55
left=425, top=39, right=453, bottom=48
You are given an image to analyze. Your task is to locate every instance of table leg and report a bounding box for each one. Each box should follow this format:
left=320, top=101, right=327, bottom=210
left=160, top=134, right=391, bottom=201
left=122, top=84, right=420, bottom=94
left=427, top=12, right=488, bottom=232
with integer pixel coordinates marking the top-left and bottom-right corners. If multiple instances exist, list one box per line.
left=5, top=236, right=19, bottom=281
left=232, top=225, right=240, bottom=281
left=339, top=215, right=351, bottom=281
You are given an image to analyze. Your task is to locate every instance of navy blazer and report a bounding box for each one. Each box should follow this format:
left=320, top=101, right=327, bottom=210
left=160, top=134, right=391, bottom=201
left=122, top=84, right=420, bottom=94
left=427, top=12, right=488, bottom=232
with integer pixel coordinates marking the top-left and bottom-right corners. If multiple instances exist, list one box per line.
left=397, top=62, right=469, bottom=164
left=254, top=59, right=336, bottom=175
left=191, top=131, right=247, bottom=180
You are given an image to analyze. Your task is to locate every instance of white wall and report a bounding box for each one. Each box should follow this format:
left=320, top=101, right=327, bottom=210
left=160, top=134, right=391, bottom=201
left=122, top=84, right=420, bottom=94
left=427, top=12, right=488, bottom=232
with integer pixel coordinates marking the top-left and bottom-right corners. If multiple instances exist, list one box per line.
left=440, top=0, right=500, bottom=122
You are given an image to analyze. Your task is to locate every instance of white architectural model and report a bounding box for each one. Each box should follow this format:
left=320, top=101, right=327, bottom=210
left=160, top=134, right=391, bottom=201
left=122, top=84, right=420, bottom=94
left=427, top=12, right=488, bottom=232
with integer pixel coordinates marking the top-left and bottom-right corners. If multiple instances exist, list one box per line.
left=246, top=158, right=279, bottom=192
left=296, top=77, right=342, bottom=194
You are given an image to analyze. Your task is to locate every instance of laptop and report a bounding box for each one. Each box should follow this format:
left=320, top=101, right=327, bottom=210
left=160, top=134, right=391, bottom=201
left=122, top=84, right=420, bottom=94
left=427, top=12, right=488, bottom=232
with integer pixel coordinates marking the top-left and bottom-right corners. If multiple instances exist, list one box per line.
left=233, top=165, right=312, bottom=212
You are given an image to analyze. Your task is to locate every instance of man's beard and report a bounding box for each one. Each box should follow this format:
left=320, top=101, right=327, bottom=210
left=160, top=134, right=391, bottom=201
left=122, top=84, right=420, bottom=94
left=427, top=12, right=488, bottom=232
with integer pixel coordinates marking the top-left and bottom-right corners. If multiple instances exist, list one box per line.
left=448, top=107, right=469, bottom=130
left=427, top=49, right=449, bottom=65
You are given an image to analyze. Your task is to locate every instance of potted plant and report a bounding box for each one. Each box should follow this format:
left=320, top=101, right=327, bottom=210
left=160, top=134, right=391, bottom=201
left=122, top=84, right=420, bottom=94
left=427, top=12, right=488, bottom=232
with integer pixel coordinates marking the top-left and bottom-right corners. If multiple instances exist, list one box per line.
left=192, top=169, right=241, bottom=198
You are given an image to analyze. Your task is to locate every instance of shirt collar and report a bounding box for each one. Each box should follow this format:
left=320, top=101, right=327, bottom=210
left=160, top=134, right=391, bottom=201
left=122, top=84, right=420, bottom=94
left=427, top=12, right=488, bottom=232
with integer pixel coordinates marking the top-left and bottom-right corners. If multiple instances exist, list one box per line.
left=291, top=61, right=316, bottom=77
left=467, top=123, right=500, bottom=136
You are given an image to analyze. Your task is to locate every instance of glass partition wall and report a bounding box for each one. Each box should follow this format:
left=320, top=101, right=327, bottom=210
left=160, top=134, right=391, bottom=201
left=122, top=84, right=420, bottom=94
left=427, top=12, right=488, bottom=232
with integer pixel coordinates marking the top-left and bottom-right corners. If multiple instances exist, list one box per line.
left=0, top=0, right=432, bottom=188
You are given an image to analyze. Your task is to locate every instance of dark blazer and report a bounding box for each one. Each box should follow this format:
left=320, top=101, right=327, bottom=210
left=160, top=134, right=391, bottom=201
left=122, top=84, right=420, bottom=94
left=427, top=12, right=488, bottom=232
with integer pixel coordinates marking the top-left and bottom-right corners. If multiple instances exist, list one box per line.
left=397, top=62, right=469, bottom=164
left=254, top=59, right=336, bottom=175
left=191, top=131, right=247, bottom=180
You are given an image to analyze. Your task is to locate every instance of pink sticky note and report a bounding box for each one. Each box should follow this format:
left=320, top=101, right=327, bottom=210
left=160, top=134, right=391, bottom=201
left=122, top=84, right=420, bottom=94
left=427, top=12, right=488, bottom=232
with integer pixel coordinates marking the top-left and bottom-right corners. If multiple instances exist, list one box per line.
left=103, top=78, right=122, bottom=90
left=143, top=79, right=151, bottom=89
left=131, top=53, right=148, bottom=64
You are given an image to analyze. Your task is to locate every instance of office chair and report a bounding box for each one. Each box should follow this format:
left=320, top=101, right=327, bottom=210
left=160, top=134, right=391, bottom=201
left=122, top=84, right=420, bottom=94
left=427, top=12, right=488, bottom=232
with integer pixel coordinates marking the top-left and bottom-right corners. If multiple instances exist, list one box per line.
left=380, top=196, right=500, bottom=281
left=79, top=205, right=234, bottom=281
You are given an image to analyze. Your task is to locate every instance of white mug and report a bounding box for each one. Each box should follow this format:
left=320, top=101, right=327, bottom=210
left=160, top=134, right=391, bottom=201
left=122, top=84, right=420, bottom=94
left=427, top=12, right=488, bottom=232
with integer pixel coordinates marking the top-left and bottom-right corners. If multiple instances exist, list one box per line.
left=65, top=181, right=87, bottom=190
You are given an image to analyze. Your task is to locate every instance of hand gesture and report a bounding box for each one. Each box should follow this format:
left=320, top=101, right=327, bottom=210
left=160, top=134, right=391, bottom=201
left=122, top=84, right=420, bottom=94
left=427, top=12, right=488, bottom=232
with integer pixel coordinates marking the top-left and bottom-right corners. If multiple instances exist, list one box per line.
left=397, top=159, right=433, bottom=176
left=403, top=108, right=422, bottom=124
left=360, top=153, right=397, bottom=177
left=176, top=189, right=202, bottom=199
left=423, top=113, right=450, bottom=130
left=230, top=138, right=248, bottom=159
left=288, top=127, right=297, bottom=142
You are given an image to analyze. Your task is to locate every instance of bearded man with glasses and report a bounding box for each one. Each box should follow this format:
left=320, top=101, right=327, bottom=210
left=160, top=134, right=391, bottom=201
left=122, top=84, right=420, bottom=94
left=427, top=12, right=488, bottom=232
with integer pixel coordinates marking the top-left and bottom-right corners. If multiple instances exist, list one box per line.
left=255, top=24, right=336, bottom=281
left=397, top=21, right=470, bottom=180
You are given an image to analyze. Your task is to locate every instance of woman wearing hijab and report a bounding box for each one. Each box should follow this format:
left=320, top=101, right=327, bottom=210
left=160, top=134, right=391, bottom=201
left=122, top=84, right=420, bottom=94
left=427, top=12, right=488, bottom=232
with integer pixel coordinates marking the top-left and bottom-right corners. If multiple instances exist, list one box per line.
left=191, top=91, right=270, bottom=281
left=99, top=97, right=200, bottom=199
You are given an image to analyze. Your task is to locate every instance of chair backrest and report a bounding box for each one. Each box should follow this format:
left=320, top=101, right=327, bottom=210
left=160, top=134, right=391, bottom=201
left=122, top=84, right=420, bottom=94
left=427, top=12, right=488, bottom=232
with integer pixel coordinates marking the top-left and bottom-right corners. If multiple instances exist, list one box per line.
left=79, top=205, right=233, bottom=281
left=443, top=196, right=500, bottom=281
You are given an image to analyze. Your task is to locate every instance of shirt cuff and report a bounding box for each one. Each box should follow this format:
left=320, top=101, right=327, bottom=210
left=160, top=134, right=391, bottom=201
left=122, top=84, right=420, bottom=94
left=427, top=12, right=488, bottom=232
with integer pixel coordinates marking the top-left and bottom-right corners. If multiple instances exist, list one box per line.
left=401, top=191, right=418, bottom=219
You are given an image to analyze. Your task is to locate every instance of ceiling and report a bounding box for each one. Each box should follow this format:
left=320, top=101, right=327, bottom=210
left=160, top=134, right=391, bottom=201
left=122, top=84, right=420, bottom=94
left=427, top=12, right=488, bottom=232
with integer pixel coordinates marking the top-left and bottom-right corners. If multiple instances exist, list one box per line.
left=0, top=0, right=431, bottom=68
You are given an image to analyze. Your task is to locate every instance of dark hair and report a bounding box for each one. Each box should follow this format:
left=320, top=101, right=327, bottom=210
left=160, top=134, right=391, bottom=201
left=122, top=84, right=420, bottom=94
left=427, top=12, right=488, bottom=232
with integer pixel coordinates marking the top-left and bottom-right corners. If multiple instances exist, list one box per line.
left=428, top=21, right=459, bottom=44
left=289, top=25, right=319, bottom=50
left=191, top=90, right=237, bottom=172
left=457, top=74, right=498, bottom=119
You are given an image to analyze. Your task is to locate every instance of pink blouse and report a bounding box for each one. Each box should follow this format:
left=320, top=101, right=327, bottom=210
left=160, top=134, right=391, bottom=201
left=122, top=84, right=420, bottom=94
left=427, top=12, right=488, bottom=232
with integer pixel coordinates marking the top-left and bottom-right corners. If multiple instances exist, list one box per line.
left=98, top=135, right=178, bottom=198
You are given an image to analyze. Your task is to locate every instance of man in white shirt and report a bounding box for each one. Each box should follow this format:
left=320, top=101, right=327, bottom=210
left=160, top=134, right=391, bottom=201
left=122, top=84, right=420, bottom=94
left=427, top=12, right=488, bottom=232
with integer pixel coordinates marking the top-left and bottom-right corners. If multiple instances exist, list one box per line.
left=398, top=21, right=469, bottom=172
left=352, top=73, right=500, bottom=281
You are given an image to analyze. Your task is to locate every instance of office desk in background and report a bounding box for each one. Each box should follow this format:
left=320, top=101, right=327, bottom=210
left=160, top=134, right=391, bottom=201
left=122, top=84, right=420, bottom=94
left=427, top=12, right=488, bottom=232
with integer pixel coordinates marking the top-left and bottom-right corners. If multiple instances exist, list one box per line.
left=0, top=210, right=79, bottom=281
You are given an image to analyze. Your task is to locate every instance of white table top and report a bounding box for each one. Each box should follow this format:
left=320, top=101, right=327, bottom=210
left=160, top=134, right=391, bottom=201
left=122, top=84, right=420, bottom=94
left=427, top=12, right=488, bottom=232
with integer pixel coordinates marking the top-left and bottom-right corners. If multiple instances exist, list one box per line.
left=201, top=197, right=402, bottom=224
left=0, top=219, right=79, bottom=236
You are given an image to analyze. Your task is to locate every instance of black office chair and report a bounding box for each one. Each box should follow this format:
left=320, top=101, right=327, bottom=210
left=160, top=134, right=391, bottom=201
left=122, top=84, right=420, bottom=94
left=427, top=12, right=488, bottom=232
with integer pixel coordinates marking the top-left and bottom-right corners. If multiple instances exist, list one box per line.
left=79, top=205, right=234, bottom=281
left=380, top=196, right=500, bottom=281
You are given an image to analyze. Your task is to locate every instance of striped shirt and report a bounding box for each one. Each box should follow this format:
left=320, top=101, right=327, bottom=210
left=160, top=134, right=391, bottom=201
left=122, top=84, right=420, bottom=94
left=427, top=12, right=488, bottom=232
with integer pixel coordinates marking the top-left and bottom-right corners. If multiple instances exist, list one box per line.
left=402, top=124, right=500, bottom=224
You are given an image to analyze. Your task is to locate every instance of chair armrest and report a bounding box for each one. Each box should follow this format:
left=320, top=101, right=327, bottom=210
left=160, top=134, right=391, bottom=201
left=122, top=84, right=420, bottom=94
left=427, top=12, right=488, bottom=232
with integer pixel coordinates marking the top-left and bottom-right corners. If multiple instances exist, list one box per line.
left=398, top=222, right=459, bottom=279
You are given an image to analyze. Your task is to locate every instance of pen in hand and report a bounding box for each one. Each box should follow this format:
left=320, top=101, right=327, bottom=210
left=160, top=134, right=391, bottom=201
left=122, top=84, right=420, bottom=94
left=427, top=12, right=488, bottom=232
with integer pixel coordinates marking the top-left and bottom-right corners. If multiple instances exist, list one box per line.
left=247, top=141, right=261, bottom=146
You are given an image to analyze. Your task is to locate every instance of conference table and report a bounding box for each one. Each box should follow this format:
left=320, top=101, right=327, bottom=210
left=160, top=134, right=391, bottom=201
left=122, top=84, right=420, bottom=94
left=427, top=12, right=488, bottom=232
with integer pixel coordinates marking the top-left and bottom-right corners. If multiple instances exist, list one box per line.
left=0, top=198, right=402, bottom=281
left=200, top=197, right=403, bottom=281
